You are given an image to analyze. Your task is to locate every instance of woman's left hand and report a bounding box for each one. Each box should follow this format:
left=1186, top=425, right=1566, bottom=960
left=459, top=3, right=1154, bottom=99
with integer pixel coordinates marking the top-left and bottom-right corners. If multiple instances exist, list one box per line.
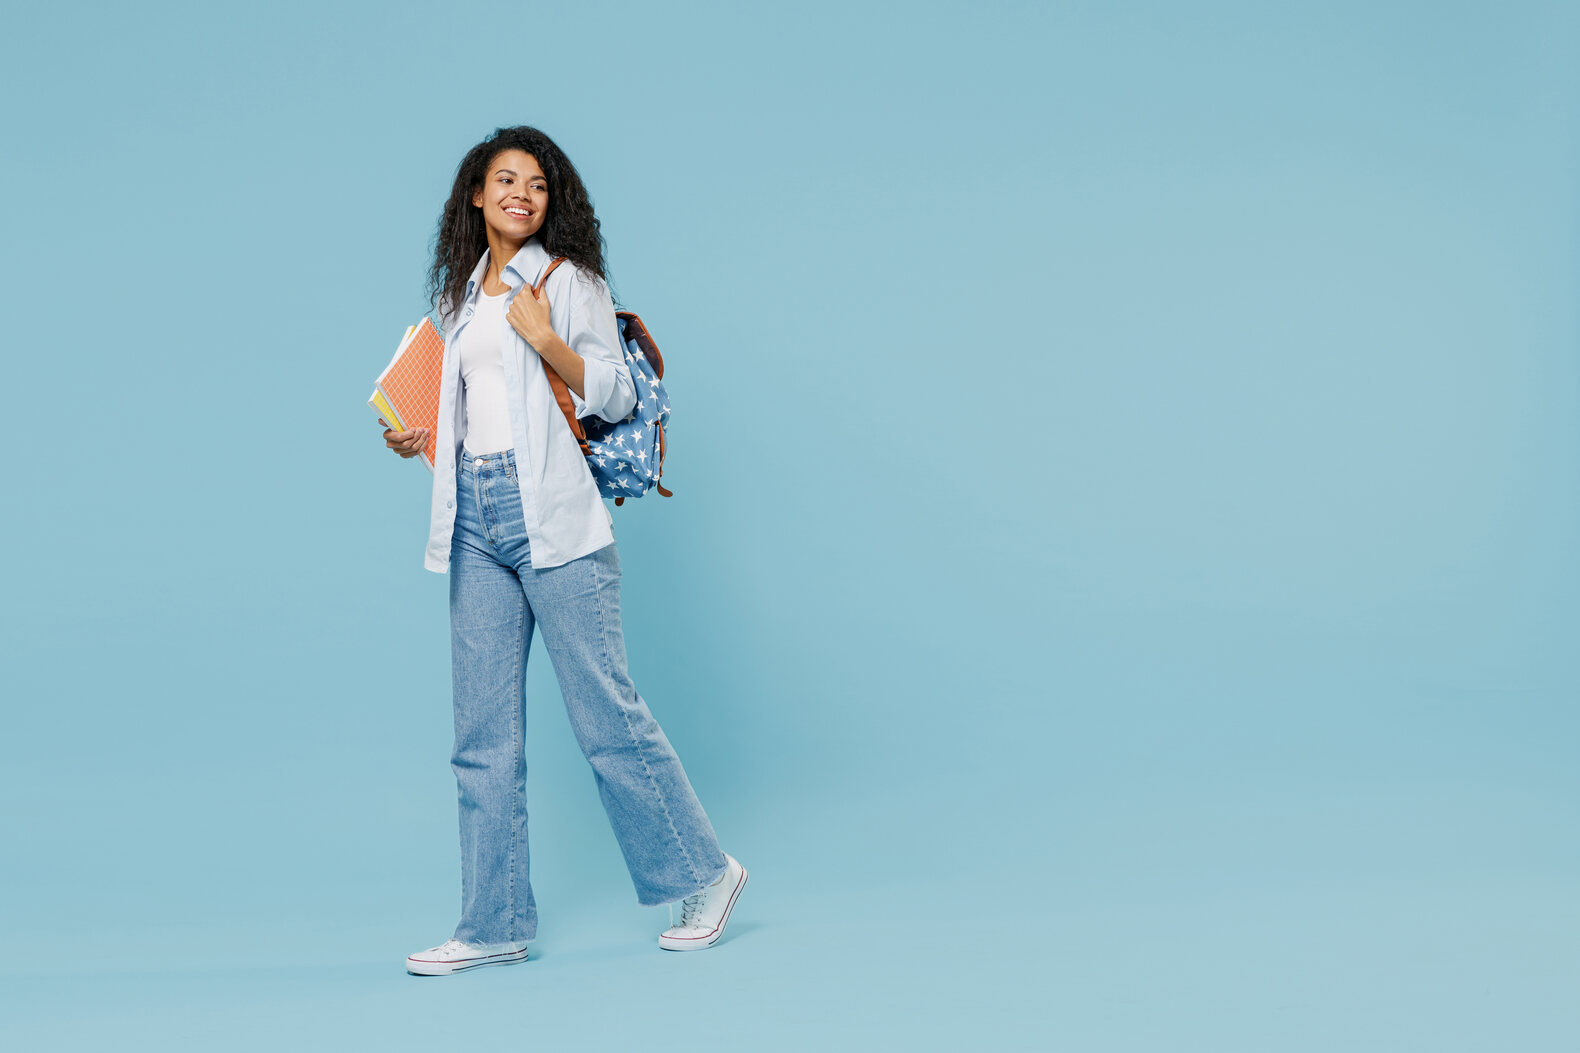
left=506, top=284, right=554, bottom=353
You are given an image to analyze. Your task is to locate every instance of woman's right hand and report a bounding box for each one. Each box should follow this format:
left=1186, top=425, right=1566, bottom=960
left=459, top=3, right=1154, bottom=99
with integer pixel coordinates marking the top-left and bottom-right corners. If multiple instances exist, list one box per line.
left=379, top=418, right=430, bottom=458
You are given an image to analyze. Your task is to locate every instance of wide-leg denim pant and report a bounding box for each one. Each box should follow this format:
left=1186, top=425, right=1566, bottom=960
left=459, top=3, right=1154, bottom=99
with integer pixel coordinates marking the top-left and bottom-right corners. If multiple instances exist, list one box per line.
left=447, top=447, right=727, bottom=946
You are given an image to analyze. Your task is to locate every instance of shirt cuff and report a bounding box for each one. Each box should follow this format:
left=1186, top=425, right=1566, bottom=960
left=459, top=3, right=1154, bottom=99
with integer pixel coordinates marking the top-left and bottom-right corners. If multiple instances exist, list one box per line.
left=570, top=356, right=616, bottom=420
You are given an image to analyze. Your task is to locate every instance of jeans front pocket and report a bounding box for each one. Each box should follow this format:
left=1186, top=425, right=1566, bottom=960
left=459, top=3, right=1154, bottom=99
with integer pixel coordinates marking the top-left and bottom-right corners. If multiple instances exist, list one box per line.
left=484, top=473, right=530, bottom=559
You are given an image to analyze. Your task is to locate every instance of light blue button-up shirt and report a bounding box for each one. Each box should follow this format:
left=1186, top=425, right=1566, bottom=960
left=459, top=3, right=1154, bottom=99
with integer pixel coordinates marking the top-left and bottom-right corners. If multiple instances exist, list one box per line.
left=424, top=235, right=637, bottom=572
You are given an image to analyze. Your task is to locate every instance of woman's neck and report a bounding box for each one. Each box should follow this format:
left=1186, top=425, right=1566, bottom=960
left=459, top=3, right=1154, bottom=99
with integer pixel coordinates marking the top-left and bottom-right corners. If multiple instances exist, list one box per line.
left=484, top=231, right=531, bottom=288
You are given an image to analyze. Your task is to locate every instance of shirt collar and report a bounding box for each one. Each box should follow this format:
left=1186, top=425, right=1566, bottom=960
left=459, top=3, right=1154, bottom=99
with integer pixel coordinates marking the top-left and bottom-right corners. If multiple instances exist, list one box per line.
left=464, top=236, right=553, bottom=301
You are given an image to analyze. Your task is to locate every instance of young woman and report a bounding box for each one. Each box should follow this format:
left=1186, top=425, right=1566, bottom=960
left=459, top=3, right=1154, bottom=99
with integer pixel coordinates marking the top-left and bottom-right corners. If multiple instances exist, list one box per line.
left=380, top=125, right=746, bottom=976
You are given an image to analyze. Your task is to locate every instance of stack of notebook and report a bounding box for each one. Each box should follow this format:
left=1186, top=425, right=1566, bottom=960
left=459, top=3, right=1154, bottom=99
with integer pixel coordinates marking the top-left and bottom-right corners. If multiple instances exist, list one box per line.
left=369, top=318, right=443, bottom=471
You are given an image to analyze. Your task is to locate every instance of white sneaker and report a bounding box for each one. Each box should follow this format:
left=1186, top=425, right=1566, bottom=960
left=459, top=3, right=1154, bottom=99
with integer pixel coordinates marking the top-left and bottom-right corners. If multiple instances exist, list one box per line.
left=405, top=937, right=530, bottom=976
left=658, top=853, right=747, bottom=951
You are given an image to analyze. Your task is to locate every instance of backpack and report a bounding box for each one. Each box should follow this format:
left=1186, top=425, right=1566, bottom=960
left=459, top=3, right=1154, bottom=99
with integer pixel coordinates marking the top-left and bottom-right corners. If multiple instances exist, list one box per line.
left=535, top=257, right=674, bottom=506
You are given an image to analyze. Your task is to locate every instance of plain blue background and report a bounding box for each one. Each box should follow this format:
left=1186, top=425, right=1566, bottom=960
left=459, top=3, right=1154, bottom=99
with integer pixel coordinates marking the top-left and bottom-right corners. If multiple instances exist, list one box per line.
left=2, top=1, right=1577, bottom=1048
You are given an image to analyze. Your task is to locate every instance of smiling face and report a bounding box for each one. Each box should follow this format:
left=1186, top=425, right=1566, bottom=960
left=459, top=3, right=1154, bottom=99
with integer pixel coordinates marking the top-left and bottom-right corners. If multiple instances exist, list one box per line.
left=471, top=149, right=548, bottom=242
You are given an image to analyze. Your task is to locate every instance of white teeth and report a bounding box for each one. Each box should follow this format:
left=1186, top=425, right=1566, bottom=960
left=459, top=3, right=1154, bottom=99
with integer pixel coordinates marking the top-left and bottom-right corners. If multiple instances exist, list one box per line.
left=506, top=208, right=530, bottom=216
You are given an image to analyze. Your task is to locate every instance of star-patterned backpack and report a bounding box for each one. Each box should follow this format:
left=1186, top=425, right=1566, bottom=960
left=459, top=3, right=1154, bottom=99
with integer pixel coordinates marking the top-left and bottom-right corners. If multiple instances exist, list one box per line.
left=536, top=257, right=674, bottom=506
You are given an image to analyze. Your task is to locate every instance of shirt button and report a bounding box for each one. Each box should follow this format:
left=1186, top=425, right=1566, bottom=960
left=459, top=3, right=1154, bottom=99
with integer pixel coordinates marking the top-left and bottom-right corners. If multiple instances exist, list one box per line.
left=446, top=500, right=454, bottom=509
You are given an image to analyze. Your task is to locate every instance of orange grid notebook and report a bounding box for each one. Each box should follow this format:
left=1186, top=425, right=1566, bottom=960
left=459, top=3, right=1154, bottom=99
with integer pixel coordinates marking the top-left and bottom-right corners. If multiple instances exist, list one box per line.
left=369, top=318, right=444, bottom=472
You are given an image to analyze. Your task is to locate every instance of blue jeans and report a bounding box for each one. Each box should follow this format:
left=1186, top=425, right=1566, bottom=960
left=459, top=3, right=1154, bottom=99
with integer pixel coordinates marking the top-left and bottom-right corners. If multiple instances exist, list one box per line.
left=448, top=447, right=727, bottom=945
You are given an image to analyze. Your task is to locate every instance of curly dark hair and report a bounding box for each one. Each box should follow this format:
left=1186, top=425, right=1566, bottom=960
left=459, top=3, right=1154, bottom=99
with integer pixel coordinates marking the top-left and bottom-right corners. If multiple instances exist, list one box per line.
left=427, top=125, right=612, bottom=328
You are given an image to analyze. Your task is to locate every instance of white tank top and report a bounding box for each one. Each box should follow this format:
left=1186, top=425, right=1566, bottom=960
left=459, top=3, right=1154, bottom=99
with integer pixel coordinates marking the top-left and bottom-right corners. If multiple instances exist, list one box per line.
left=457, top=284, right=514, bottom=455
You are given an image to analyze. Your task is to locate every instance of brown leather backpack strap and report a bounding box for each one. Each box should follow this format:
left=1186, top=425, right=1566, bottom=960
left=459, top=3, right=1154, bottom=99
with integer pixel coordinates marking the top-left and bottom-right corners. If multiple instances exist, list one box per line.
left=529, top=256, right=589, bottom=452
left=653, top=423, right=673, bottom=498
left=532, top=256, right=567, bottom=296
left=543, top=368, right=589, bottom=451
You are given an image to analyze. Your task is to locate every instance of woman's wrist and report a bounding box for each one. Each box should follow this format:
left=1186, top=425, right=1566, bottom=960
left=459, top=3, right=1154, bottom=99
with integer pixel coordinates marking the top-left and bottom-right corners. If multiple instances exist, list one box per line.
left=532, top=332, right=586, bottom=400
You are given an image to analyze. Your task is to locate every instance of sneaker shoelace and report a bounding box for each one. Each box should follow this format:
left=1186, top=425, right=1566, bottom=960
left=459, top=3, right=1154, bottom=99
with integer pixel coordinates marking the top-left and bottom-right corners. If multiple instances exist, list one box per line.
left=667, top=888, right=707, bottom=930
